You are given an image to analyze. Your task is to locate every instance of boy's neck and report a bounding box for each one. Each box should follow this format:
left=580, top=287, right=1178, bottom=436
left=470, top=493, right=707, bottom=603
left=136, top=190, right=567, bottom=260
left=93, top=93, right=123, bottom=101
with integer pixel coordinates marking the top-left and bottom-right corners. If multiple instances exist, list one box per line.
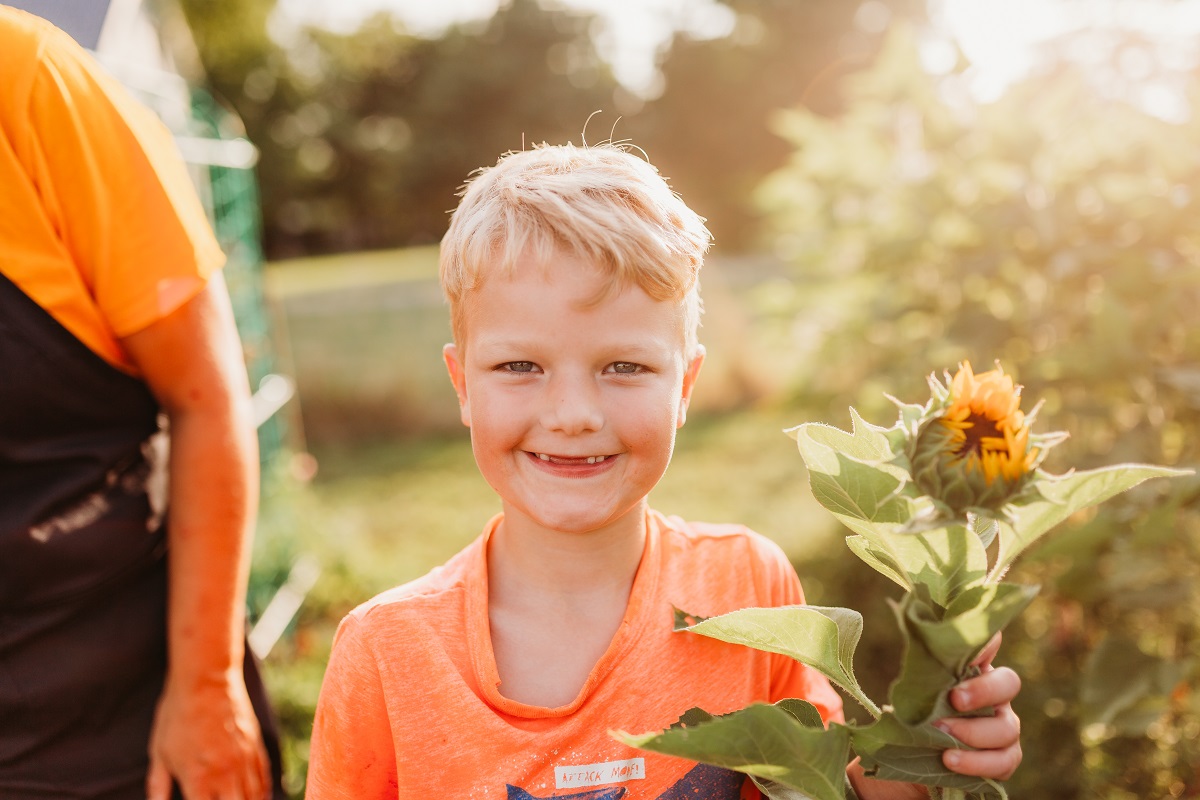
left=487, top=503, right=649, bottom=597
left=483, top=504, right=650, bottom=707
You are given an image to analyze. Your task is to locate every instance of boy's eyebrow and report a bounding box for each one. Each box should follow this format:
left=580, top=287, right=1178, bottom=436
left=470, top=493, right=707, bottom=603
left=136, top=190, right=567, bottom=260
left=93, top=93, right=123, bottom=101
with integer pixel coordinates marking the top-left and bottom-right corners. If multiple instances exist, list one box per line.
left=471, top=335, right=681, bottom=357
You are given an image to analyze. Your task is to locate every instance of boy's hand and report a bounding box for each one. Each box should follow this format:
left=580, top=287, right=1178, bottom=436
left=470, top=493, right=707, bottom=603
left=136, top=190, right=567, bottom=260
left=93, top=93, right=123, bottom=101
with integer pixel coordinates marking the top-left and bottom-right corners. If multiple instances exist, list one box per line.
left=848, top=634, right=1023, bottom=800
left=936, top=633, right=1022, bottom=780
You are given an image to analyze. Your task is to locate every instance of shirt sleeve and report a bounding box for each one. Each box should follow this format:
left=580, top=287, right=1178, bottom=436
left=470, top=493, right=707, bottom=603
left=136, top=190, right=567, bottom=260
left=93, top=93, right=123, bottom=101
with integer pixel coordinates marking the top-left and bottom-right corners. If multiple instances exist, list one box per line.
left=307, top=613, right=399, bottom=799
left=23, top=23, right=224, bottom=338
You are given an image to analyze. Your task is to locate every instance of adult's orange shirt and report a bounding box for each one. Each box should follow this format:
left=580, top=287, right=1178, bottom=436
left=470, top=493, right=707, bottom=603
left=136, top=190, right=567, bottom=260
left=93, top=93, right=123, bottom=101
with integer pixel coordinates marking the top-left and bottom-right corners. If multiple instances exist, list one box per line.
left=307, top=510, right=845, bottom=799
left=0, top=6, right=224, bottom=373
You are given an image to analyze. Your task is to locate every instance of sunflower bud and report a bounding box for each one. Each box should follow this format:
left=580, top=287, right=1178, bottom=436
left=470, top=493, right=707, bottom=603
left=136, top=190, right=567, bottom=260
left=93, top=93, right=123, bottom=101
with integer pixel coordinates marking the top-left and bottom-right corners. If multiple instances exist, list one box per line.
left=911, top=362, right=1038, bottom=513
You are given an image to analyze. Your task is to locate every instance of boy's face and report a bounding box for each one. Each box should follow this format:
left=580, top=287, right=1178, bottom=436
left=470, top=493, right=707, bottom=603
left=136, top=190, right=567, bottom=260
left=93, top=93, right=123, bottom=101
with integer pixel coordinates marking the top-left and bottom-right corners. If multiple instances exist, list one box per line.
left=443, top=252, right=704, bottom=537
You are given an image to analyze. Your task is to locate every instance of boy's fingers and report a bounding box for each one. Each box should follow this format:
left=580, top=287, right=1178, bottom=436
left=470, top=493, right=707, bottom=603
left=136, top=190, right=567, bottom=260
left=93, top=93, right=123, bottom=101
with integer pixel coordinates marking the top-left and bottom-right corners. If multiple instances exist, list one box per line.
left=943, top=740, right=1023, bottom=781
left=951, top=666, right=1021, bottom=712
left=937, top=704, right=1021, bottom=750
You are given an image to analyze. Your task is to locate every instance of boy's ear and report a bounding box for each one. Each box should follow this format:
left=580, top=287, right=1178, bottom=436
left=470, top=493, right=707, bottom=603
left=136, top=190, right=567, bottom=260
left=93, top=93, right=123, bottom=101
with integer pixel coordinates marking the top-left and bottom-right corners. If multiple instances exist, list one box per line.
left=442, top=343, right=471, bottom=427
left=676, top=345, right=706, bottom=429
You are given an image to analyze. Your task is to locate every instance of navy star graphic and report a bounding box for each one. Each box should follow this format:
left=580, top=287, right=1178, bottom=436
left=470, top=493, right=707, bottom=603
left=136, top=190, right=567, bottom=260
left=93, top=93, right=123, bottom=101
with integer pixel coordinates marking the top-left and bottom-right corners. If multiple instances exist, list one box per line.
left=506, top=787, right=626, bottom=800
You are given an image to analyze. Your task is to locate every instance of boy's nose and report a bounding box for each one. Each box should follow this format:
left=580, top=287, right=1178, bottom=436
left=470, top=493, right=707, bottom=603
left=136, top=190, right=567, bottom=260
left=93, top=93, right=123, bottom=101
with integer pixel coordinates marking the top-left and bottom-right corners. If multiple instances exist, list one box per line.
left=540, top=376, right=604, bottom=435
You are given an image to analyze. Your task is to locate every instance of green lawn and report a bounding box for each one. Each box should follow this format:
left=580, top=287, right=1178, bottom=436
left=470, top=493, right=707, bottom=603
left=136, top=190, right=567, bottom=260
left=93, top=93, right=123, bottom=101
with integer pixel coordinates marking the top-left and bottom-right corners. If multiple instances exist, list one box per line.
left=265, top=244, right=440, bottom=298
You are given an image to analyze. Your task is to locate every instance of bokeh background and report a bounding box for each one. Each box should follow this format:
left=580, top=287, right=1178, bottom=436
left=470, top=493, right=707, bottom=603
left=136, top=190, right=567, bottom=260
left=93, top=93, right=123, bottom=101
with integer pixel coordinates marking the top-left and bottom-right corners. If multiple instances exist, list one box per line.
left=63, top=0, right=1200, bottom=795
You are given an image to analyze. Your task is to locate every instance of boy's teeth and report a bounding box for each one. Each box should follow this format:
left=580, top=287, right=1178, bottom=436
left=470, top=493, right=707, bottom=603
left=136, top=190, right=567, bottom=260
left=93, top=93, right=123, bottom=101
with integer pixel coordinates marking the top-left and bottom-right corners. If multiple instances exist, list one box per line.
left=535, top=453, right=608, bottom=464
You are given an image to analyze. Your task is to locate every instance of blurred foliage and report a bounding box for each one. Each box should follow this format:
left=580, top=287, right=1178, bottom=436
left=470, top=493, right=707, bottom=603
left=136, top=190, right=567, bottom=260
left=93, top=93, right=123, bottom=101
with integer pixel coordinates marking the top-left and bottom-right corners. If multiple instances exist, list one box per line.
left=179, top=0, right=931, bottom=259
left=627, top=0, right=925, bottom=252
left=180, top=0, right=620, bottom=256
left=757, top=25, right=1200, bottom=798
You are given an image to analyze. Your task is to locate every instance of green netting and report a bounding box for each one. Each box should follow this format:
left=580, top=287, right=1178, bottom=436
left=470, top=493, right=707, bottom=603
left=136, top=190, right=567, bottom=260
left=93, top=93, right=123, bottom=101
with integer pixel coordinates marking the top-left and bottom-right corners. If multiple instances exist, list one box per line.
left=188, top=88, right=288, bottom=466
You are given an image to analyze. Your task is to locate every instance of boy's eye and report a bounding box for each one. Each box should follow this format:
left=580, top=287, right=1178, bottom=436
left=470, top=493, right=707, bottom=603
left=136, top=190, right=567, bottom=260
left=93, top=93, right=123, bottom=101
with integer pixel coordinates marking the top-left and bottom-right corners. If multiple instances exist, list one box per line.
left=500, top=361, right=538, bottom=373
left=608, top=362, right=643, bottom=375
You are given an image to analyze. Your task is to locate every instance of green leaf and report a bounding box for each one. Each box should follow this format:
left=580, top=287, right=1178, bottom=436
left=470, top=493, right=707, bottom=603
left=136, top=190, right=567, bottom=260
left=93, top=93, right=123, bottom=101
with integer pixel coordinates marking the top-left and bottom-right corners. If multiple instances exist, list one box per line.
left=969, top=514, right=999, bottom=549
left=845, top=535, right=909, bottom=590
left=615, top=702, right=852, bottom=800
left=791, top=419, right=931, bottom=593
left=778, top=698, right=828, bottom=729
left=852, top=713, right=1005, bottom=798
left=885, top=395, right=928, bottom=439
left=748, top=776, right=822, bottom=800
left=681, top=605, right=880, bottom=717
left=788, top=419, right=913, bottom=526
left=884, top=525, right=988, bottom=609
left=846, top=523, right=987, bottom=609
left=991, top=464, right=1191, bottom=579
left=789, top=410, right=900, bottom=465
left=888, top=585, right=1039, bottom=725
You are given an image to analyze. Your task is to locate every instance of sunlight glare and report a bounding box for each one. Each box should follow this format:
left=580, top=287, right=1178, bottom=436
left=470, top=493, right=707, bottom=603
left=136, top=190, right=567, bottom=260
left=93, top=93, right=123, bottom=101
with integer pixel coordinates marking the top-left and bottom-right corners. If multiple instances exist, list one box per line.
left=936, top=0, right=1200, bottom=119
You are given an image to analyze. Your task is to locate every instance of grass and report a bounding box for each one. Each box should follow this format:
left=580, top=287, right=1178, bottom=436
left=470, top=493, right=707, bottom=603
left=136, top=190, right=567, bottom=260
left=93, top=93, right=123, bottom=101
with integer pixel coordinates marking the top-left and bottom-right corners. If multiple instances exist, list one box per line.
left=265, top=245, right=440, bottom=298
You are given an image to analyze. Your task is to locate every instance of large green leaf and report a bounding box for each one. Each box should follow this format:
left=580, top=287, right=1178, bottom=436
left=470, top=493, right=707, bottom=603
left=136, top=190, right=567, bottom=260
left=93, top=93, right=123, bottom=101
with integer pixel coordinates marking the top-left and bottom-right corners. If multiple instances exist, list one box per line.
left=788, top=417, right=913, bottom=526
left=851, top=713, right=1006, bottom=798
left=790, top=419, right=929, bottom=592
left=884, top=525, right=988, bottom=609
left=681, top=605, right=880, bottom=717
left=846, top=523, right=987, bottom=610
left=616, top=702, right=852, bottom=800
left=991, top=464, right=1190, bottom=579
left=789, top=410, right=902, bottom=468
left=888, top=584, right=1039, bottom=725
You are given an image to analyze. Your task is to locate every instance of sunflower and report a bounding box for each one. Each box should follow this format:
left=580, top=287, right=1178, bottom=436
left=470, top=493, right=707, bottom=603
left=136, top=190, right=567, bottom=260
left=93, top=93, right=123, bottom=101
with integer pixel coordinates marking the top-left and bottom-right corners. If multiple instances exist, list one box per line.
left=912, top=362, right=1039, bottom=512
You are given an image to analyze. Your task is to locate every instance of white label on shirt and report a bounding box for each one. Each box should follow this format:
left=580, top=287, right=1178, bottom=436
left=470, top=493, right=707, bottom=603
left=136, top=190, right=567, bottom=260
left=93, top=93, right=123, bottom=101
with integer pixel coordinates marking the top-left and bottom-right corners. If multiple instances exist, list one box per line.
left=555, top=758, right=646, bottom=789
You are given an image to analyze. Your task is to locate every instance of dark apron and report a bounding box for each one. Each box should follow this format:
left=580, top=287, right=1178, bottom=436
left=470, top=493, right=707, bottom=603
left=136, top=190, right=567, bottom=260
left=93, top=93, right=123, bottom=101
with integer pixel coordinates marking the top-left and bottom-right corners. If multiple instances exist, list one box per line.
left=0, top=271, right=283, bottom=798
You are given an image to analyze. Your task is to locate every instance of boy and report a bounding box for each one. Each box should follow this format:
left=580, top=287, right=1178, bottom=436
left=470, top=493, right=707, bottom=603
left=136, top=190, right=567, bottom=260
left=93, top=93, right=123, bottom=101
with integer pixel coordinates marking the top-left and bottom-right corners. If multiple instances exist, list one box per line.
left=307, top=144, right=1022, bottom=798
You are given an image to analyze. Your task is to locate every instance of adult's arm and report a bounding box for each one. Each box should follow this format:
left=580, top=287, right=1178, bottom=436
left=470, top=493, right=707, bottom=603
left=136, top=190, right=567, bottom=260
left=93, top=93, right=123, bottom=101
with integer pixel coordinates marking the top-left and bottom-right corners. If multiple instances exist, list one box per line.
left=120, top=272, right=270, bottom=800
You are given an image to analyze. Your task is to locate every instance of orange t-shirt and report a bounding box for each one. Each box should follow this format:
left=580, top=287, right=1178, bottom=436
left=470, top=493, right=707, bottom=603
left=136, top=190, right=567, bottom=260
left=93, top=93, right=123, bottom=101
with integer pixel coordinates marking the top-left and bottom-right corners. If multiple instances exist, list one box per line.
left=0, top=6, right=224, bottom=373
left=307, top=510, right=844, bottom=799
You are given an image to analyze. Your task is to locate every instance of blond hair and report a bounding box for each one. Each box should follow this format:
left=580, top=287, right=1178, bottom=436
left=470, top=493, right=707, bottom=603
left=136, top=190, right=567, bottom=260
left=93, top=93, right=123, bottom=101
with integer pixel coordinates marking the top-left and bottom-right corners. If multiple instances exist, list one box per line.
left=439, top=143, right=712, bottom=355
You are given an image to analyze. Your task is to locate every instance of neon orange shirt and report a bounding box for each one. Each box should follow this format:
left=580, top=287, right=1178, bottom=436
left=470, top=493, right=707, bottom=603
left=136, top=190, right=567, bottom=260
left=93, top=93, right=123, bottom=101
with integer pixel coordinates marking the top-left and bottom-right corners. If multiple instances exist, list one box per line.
left=307, top=510, right=844, bottom=798
left=0, top=7, right=224, bottom=373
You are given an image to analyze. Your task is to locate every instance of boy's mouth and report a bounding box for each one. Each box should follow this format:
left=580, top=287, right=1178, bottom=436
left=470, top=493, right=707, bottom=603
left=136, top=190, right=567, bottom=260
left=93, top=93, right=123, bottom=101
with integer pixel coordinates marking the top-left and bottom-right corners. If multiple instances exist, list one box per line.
left=532, top=452, right=611, bottom=465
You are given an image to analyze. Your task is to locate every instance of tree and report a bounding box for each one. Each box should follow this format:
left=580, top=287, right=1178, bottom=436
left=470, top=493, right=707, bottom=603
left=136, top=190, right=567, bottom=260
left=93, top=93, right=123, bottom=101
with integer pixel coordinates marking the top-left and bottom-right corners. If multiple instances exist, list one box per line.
left=627, top=0, right=925, bottom=253
left=183, top=0, right=622, bottom=257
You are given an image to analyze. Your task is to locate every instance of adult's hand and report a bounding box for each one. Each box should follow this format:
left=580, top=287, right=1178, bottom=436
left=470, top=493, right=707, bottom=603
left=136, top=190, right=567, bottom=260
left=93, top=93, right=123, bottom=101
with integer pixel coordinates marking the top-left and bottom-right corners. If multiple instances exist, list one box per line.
left=146, top=670, right=270, bottom=800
